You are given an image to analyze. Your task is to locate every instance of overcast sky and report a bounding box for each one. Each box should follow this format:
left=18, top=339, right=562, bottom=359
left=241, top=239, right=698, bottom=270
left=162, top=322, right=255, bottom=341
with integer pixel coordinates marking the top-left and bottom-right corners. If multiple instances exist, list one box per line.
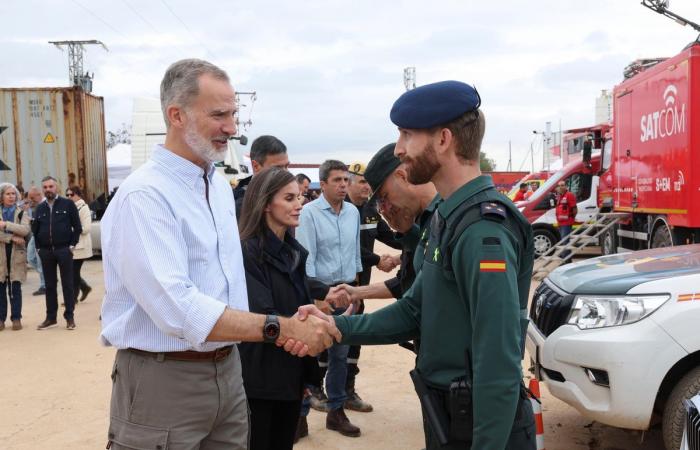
left=4, top=0, right=700, bottom=171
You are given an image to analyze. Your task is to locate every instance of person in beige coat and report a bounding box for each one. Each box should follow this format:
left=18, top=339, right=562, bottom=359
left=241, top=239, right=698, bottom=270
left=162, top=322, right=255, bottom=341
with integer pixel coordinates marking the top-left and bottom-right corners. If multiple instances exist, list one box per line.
left=0, top=183, right=31, bottom=331
left=66, top=186, right=92, bottom=303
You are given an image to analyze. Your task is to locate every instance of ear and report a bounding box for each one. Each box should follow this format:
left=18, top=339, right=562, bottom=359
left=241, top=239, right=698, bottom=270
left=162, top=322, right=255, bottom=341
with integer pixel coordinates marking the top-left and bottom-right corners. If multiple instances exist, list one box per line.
left=394, top=167, right=408, bottom=183
left=251, top=160, right=263, bottom=174
left=167, top=104, right=186, bottom=128
left=435, top=128, right=453, bottom=155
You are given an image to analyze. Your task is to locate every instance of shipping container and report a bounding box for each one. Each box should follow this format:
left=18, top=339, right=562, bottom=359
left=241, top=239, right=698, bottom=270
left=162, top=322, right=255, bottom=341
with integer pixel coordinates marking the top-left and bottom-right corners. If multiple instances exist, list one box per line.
left=0, top=86, right=108, bottom=206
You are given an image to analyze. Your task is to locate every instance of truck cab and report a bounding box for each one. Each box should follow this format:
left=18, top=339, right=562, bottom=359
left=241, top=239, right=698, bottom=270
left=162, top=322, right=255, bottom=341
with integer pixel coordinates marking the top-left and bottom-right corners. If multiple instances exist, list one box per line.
left=516, top=155, right=601, bottom=256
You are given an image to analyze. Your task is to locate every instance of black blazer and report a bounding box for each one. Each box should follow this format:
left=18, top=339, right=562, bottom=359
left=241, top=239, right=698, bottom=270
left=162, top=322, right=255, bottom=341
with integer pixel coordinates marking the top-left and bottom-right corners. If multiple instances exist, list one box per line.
left=31, top=196, right=82, bottom=249
left=238, top=230, right=321, bottom=401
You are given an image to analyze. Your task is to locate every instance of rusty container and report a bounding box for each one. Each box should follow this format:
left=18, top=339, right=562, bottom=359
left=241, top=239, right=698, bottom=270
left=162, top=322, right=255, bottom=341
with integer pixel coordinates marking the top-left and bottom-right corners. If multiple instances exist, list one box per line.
left=0, top=86, right=107, bottom=203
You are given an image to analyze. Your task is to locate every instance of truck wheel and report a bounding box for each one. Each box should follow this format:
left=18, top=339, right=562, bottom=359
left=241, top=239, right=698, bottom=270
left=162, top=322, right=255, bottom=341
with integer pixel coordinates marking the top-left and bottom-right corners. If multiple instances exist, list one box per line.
left=601, top=228, right=616, bottom=255
left=533, top=229, right=557, bottom=257
left=662, top=366, right=700, bottom=450
left=651, top=223, right=673, bottom=248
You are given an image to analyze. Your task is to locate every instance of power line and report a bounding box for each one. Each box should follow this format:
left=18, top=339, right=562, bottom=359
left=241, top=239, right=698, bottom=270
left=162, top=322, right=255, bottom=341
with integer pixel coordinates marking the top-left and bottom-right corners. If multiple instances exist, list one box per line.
left=71, top=0, right=128, bottom=38
left=121, top=0, right=161, bottom=34
left=160, top=0, right=218, bottom=61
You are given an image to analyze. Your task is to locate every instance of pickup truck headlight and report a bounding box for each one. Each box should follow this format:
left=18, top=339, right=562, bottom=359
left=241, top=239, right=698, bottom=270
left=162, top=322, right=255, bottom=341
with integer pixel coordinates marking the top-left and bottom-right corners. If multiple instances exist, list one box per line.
left=567, top=295, right=669, bottom=329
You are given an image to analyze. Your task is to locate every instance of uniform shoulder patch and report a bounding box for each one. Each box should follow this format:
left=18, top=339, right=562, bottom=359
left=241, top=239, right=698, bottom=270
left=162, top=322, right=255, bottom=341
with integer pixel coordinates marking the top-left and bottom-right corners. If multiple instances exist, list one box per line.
left=480, top=202, right=506, bottom=219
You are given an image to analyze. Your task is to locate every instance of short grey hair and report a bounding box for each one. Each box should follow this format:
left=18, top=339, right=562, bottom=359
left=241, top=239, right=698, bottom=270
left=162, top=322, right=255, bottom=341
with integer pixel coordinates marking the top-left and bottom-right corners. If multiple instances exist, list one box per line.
left=0, top=182, right=19, bottom=202
left=160, top=59, right=230, bottom=127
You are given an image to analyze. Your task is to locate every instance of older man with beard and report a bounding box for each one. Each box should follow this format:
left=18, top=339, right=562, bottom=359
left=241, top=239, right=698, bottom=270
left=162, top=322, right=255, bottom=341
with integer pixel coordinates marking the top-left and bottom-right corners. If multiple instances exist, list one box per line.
left=100, top=59, right=341, bottom=450
left=300, top=81, right=536, bottom=450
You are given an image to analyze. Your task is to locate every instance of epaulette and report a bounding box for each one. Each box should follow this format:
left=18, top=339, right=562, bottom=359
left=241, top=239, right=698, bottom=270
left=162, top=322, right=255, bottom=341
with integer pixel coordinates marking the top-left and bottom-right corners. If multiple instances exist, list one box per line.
left=480, top=201, right=506, bottom=220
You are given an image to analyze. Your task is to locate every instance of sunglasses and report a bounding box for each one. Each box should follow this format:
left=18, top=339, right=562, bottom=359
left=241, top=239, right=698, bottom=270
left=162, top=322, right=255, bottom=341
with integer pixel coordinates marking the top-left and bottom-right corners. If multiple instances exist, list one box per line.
left=66, top=192, right=75, bottom=197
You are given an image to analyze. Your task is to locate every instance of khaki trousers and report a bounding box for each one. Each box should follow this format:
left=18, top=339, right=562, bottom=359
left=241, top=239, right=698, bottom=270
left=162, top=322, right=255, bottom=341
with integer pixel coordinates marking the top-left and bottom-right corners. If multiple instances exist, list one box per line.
left=107, top=346, right=249, bottom=450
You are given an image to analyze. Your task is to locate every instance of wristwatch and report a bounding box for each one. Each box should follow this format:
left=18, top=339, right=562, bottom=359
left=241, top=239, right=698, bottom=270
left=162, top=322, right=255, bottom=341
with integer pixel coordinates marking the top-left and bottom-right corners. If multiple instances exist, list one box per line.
left=262, top=315, right=280, bottom=344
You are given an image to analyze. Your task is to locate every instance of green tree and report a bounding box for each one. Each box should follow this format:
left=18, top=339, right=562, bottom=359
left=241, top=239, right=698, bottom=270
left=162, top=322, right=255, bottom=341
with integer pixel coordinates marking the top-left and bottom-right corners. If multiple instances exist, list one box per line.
left=480, top=151, right=496, bottom=172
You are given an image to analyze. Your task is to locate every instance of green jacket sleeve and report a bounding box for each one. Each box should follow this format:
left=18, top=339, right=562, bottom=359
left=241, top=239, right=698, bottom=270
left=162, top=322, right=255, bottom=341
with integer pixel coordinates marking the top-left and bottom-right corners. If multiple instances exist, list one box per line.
left=454, top=222, right=522, bottom=450
left=335, top=272, right=423, bottom=345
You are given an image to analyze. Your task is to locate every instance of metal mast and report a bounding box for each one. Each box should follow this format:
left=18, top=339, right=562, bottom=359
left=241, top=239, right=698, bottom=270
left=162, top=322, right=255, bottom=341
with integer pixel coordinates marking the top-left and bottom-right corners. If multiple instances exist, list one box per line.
left=48, top=40, right=108, bottom=92
left=403, top=67, right=416, bottom=91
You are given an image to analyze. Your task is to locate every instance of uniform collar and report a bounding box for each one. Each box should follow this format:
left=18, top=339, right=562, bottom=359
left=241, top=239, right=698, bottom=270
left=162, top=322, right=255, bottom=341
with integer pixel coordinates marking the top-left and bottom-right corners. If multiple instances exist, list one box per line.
left=438, top=175, right=494, bottom=219
left=418, top=193, right=442, bottom=229
left=152, top=145, right=215, bottom=188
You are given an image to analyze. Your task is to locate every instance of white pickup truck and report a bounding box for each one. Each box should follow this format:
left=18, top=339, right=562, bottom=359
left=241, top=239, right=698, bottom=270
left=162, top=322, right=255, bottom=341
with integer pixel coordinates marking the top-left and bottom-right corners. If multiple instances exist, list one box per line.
left=527, top=244, right=700, bottom=450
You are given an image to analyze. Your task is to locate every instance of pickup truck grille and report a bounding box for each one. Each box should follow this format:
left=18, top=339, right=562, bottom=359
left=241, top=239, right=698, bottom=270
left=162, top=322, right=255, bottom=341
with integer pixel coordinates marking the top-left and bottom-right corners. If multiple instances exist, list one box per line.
left=529, top=280, right=575, bottom=337
left=685, top=396, right=700, bottom=450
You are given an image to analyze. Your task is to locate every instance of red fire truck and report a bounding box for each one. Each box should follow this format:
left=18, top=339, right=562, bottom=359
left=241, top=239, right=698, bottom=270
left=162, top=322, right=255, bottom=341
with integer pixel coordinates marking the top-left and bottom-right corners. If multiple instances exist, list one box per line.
left=598, top=42, right=700, bottom=254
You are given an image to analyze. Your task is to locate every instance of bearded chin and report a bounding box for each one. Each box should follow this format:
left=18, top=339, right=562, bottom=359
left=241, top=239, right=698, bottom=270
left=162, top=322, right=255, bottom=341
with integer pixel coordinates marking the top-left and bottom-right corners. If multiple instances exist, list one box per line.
left=184, top=126, right=227, bottom=164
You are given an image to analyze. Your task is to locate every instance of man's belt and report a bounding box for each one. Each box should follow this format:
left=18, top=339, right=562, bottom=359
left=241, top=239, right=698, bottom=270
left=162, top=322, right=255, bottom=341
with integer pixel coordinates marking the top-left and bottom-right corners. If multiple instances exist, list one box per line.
left=127, top=345, right=233, bottom=363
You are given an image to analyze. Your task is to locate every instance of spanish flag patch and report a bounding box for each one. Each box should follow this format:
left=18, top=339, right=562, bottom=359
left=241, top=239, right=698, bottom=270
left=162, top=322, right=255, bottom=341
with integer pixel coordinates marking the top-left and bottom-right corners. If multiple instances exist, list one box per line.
left=480, top=260, right=506, bottom=272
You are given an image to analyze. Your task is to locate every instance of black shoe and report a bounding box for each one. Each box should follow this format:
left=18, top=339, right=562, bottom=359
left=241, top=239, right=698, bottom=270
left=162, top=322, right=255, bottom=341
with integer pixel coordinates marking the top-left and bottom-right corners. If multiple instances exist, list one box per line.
left=33, top=287, right=46, bottom=296
left=326, top=408, right=361, bottom=437
left=345, top=390, right=374, bottom=412
left=66, top=319, right=76, bottom=330
left=37, top=319, right=58, bottom=330
left=79, top=285, right=92, bottom=302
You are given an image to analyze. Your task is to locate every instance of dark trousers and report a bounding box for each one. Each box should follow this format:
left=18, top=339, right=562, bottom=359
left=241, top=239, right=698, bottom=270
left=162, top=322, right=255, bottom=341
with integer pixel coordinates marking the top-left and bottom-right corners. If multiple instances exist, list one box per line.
left=559, top=224, right=573, bottom=261
left=248, top=398, right=301, bottom=450
left=0, top=280, right=22, bottom=321
left=0, top=244, right=22, bottom=322
left=38, top=247, right=75, bottom=321
left=346, top=299, right=365, bottom=392
left=72, top=259, right=89, bottom=301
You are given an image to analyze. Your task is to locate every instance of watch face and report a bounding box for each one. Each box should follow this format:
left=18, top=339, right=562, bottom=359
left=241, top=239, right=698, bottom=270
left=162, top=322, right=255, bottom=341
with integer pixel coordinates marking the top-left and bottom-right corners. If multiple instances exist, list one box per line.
left=265, top=324, right=278, bottom=338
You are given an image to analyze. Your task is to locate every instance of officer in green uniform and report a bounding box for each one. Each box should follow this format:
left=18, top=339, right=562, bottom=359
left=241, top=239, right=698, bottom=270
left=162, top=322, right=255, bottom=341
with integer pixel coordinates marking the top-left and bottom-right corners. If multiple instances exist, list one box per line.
left=303, top=81, right=536, bottom=449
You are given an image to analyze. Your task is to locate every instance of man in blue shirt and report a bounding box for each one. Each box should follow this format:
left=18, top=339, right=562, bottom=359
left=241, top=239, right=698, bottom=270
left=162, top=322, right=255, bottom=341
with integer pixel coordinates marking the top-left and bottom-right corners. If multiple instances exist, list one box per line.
left=296, top=159, right=363, bottom=437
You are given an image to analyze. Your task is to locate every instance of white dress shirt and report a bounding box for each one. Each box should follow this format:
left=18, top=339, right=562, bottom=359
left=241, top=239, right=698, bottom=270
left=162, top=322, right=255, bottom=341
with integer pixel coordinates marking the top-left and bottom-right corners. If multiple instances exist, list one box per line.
left=100, top=146, right=249, bottom=352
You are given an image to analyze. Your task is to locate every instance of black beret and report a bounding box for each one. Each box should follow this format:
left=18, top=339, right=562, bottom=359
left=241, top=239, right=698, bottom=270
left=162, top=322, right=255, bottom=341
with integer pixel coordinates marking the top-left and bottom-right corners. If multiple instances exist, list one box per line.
left=390, top=80, right=481, bottom=129
left=365, top=143, right=399, bottom=203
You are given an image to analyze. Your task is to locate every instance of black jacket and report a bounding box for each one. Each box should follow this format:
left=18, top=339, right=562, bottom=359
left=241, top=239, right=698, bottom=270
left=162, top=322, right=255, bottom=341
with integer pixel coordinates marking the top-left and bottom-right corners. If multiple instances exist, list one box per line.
left=232, top=175, right=252, bottom=220
left=31, top=196, right=82, bottom=249
left=238, top=230, right=321, bottom=401
left=349, top=198, right=401, bottom=286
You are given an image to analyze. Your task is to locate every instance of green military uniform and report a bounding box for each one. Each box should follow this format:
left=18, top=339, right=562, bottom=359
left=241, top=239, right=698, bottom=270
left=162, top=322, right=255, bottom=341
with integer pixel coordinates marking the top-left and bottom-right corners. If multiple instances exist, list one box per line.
left=335, top=175, right=535, bottom=449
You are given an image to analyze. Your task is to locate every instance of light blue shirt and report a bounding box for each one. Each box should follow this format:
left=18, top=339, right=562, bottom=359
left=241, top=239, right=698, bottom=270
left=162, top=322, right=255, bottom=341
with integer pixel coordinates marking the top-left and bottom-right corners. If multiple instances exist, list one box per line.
left=296, top=194, right=362, bottom=286
left=100, top=146, right=249, bottom=352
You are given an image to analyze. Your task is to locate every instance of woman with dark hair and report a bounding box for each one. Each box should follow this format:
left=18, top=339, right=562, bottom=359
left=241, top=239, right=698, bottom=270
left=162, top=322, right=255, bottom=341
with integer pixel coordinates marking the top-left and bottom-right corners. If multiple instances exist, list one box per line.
left=65, top=186, right=92, bottom=303
left=238, top=167, right=319, bottom=450
left=0, top=182, right=31, bottom=331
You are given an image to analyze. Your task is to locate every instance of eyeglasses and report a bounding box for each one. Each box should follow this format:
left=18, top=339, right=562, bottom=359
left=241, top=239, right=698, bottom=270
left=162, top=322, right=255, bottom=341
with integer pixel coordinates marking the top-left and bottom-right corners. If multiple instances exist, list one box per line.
left=66, top=192, right=75, bottom=197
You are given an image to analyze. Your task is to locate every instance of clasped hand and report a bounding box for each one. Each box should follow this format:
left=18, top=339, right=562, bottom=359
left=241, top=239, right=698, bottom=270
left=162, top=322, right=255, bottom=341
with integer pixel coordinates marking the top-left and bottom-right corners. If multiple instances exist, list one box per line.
left=275, top=304, right=354, bottom=357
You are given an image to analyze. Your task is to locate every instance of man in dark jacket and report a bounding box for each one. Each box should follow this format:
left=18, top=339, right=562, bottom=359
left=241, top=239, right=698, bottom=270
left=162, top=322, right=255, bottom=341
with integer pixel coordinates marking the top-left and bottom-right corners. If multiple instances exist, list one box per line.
left=31, top=176, right=82, bottom=330
left=343, top=161, right=401, bottom=412
left=233, top=135, right=289, bottom=219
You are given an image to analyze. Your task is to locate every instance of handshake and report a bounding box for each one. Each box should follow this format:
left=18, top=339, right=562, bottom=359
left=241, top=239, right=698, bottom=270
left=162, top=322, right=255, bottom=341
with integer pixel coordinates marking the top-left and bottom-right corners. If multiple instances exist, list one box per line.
left=275, top=304, right=353, bottom=357
left=377, top=254, right=400, bottom=273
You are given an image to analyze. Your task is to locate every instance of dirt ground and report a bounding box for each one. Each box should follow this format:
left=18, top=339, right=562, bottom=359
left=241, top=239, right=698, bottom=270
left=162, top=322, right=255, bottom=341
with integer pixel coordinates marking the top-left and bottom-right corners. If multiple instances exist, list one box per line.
left=0, top=244, right=665, bottom=449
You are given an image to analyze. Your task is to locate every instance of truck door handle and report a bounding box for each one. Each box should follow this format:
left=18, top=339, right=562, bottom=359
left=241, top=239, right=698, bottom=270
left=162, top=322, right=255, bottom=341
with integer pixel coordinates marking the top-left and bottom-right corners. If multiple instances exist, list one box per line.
left=585, top=206, right=596, bottom=210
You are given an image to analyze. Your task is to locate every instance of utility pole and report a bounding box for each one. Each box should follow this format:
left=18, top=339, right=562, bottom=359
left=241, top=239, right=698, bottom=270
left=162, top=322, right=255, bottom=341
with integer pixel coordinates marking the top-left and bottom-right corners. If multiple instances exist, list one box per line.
left=403, top=67, right=416, bottom=91
left=49, top=40, right=108, bottom=92
left=507, top=141, right=512, bottom=171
